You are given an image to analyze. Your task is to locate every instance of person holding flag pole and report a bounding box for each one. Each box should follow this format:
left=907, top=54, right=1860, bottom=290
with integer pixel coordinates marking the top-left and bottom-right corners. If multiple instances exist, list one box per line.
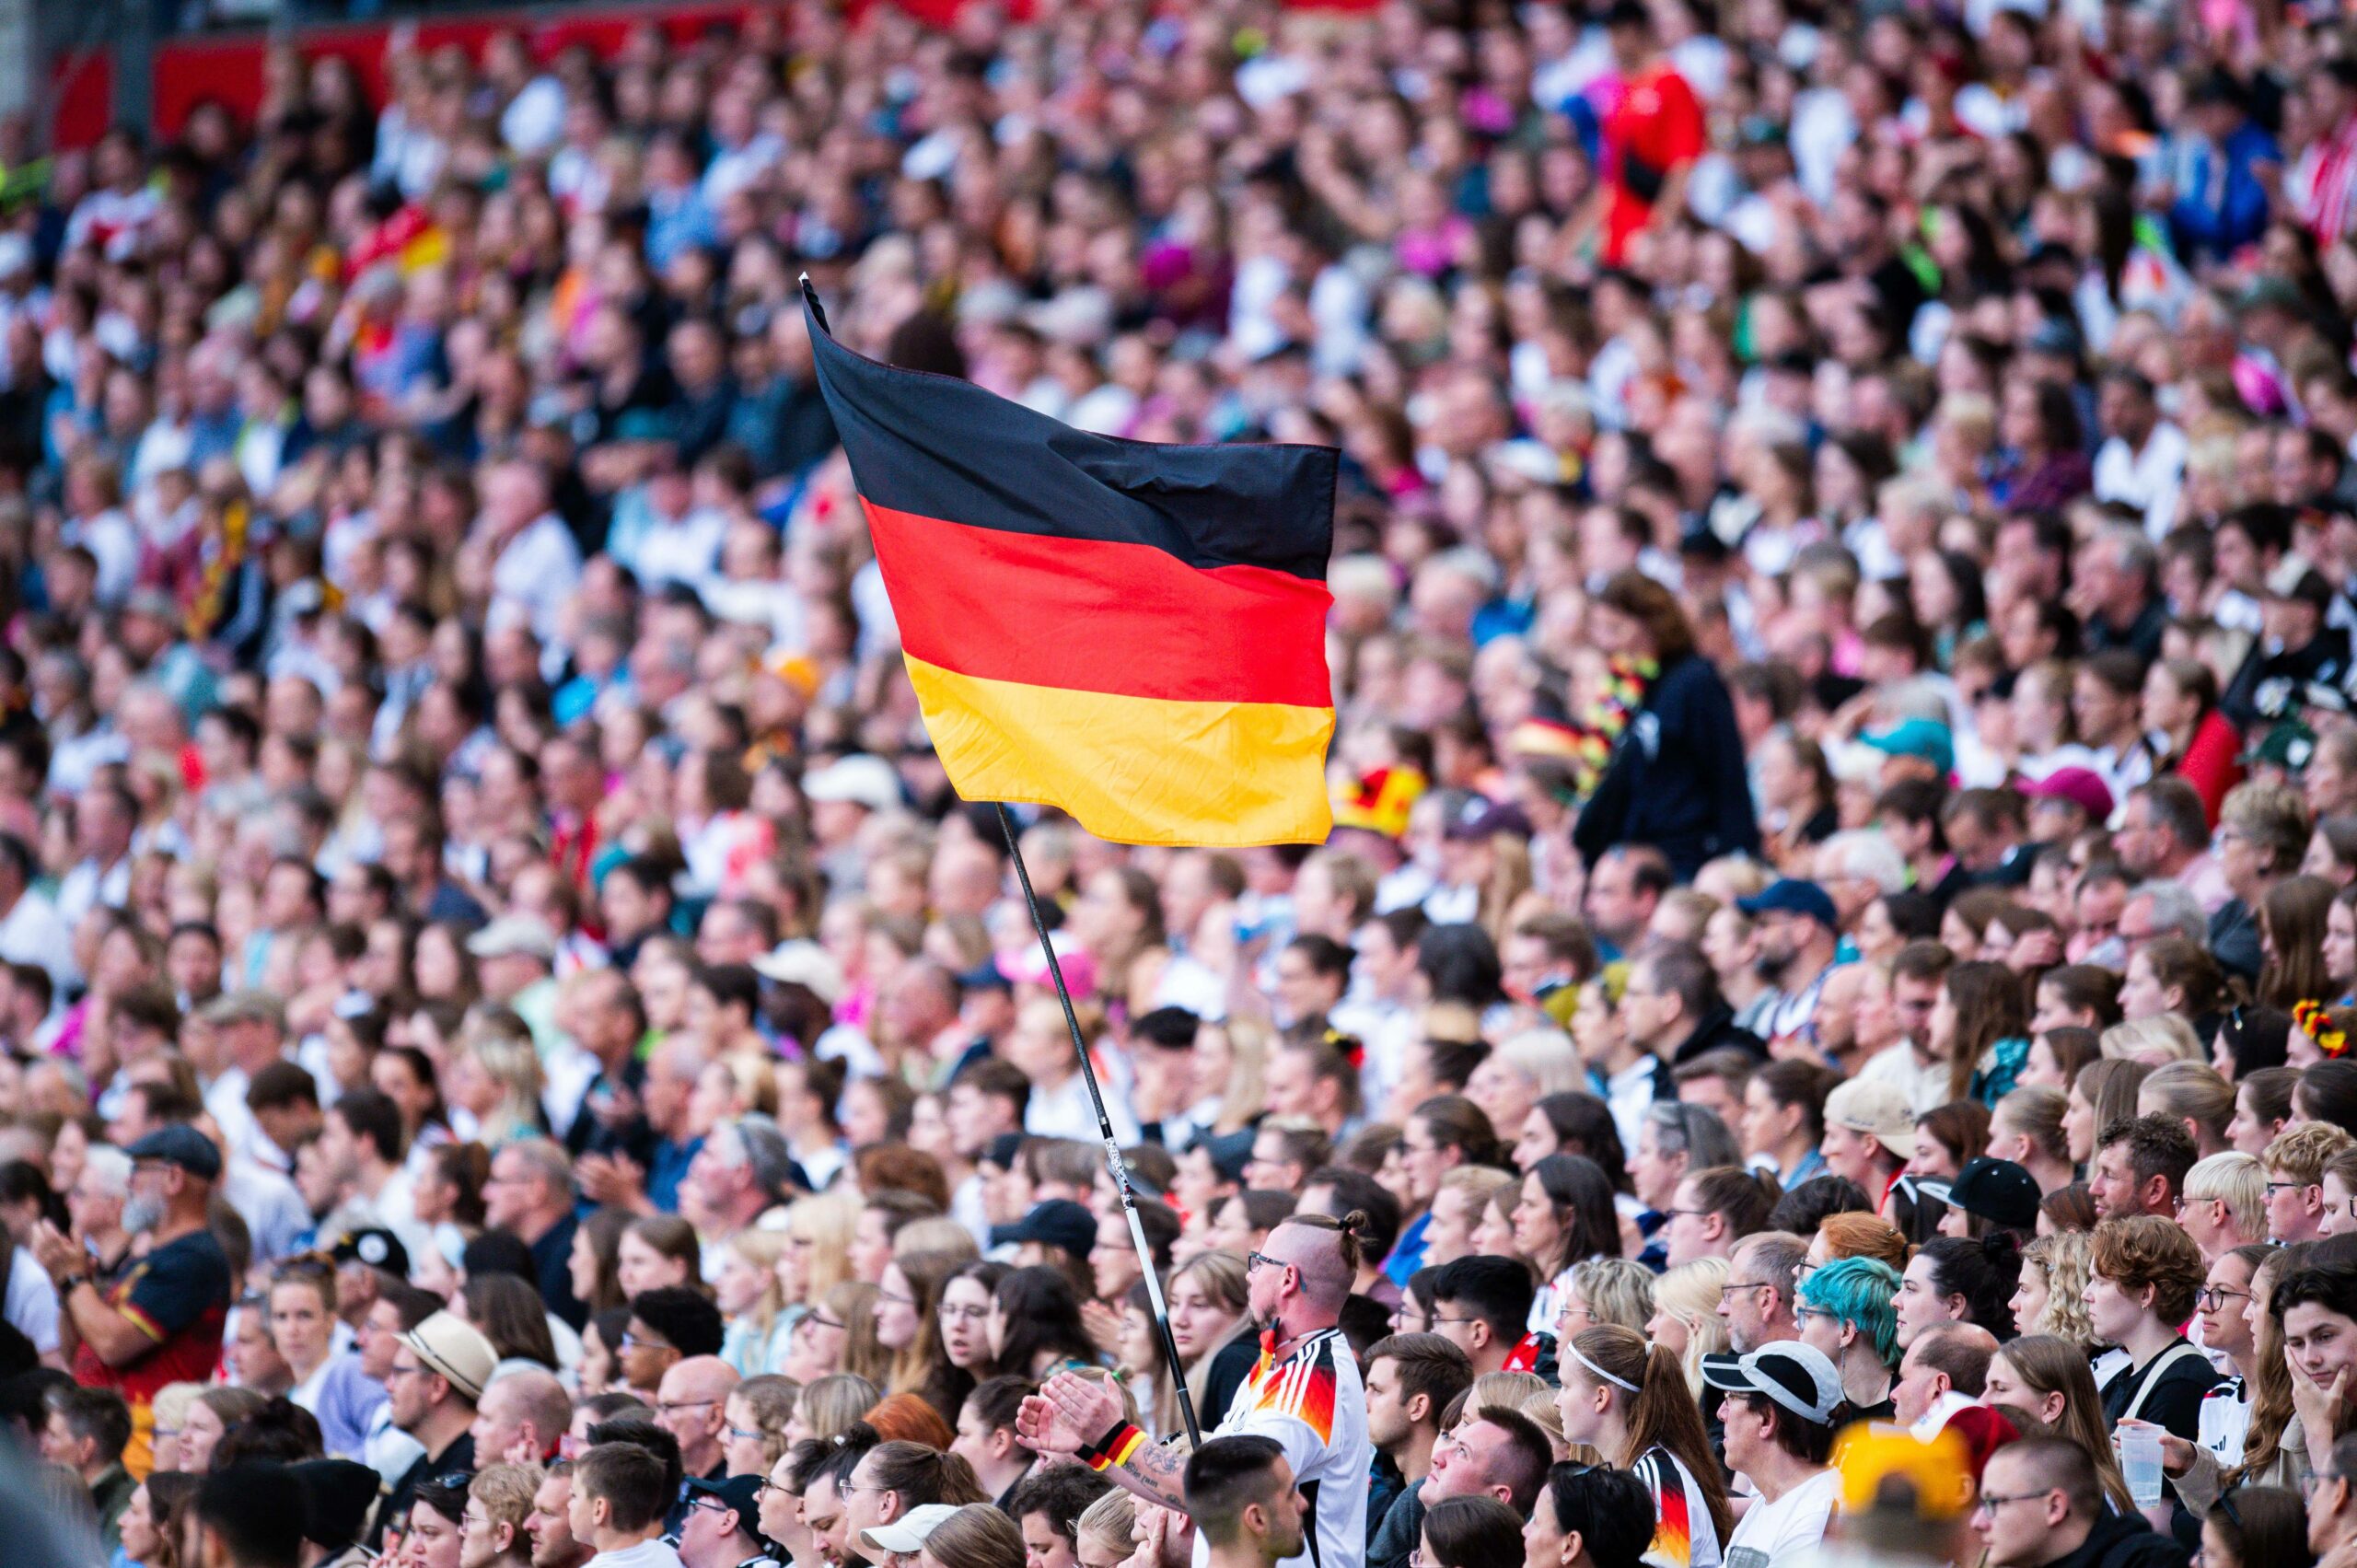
left=801, top=276, right=1372, bottom=1568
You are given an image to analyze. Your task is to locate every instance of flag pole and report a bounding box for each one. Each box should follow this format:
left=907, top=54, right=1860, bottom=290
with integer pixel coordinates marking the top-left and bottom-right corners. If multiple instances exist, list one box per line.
left=993, top=802, right=1203, bottom=1446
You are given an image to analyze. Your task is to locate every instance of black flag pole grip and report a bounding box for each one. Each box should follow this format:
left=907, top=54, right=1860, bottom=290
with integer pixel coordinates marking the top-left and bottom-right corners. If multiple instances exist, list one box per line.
left=993, top=802, right=1203, bottom=1446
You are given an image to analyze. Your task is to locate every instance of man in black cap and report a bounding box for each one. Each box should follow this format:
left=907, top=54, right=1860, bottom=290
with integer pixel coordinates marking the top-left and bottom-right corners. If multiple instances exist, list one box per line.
left=1737, top=879, right=1842, bottom=1050
left=287, top=1458, right=381, bottom=1568
left=30, top=1124, right=231, bottom=1469
left=1000, top=1198, right=1097, bottom=1277
left=676, top=1473, right=773, bottom=1568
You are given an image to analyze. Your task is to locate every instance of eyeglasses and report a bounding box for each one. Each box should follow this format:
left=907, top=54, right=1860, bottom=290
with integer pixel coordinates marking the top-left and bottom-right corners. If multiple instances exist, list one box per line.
left=1247, top=1251, right=1293, bottom=1276
left=1792, top=1305, right=1831, bottom=1324
left=1718, top=1281, right=1771, bottom=1300
left=2195, top=1286, right=2252, bottom=1311
left=728, top=1426, right=765, bottom=1443
left=939, top=1303, right=989, bottom=1321
left=658, top=1400, right=720, bottom=1415
left=878, top=1290, right=916, bottom=1307
left=1974, top=1489, right=2056, bottom=1515
left=1665, top=1207, right=1716, bottom=1219
left=805, top=1314, right=847, bottom=1332
left=2267, top=1180, right=2311, bottom=1194
left=1428, top=1316, right=1481, bottom=1328
left=619, top=1333, right=678, bottom=1353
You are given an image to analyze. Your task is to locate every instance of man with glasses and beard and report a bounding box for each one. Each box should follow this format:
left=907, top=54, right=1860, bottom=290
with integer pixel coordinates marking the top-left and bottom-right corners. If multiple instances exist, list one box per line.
left=30, top=1125, right=231, bottom=1475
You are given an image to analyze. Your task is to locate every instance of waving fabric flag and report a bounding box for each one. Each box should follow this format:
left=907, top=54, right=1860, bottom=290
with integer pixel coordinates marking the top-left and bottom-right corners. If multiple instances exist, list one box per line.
left=801, top=282, right=1336, bottom=847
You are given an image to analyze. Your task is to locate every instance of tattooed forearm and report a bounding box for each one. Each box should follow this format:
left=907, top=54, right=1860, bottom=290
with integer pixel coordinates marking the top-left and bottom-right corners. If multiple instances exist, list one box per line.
left=1118, top=1440, right=1193, bottom=1512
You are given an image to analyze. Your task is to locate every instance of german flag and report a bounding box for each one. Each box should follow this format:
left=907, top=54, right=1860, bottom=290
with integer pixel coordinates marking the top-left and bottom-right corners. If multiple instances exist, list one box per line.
left=802, top=283, right=1336, bottom=846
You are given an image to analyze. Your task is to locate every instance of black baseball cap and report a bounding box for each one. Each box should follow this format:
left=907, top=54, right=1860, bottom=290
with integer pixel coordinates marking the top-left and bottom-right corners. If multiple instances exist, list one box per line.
left=684, top=1475, right=771, bottom=1543
left=999, top=1198, right=1097, bottom=1259
left=1202, top=1128, right=1256, bottom=1185
left=329, top=1226, right=411, bottom=1278
left=1916, top=1156, right=2041, bottom=1231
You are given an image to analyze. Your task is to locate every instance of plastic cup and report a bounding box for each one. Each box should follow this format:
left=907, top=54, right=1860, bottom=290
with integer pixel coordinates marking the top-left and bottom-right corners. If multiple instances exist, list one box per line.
left=2119, top=1423, right=2165, bottom=1505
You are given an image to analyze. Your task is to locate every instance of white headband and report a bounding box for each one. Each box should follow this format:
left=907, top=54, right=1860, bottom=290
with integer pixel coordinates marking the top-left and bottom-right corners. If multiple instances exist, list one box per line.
left=1565, top=1341, right=1639, bottom=1393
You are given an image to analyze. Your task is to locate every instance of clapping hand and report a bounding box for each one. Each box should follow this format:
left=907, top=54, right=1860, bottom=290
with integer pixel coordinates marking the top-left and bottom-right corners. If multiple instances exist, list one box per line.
left=30, top=1219, right=80, bottom=1282
left=1016, top=1371, right=1125, bottom=1458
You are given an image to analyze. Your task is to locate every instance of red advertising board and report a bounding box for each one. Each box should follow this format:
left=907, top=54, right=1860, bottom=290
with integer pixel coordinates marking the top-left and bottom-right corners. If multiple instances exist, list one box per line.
left=122, top=0, right=1380, bottom=149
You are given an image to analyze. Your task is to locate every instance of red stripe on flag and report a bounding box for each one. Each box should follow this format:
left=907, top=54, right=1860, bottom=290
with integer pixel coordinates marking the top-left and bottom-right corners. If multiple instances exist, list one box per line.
left=863, top=497, right=1333, bottom=709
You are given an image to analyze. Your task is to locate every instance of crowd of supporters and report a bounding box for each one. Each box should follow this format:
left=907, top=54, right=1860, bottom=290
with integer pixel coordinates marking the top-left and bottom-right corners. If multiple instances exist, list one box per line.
left=29, top=0, right=2357, bottom=1563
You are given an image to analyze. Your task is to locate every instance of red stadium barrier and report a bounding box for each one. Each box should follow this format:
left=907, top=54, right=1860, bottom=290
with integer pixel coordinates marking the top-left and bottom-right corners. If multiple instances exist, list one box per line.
left=126, top=0, right=1379, bottom=149
left=146, top=2, right=791, bottom=145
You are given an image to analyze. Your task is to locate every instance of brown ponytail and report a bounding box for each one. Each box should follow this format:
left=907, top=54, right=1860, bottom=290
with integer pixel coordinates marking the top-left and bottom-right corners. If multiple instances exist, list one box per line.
left=1571, top=1326, right=1733, bottom=1545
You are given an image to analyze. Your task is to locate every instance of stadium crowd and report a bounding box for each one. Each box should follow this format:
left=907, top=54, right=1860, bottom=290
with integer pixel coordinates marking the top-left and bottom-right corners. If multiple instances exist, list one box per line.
left=34, top=0, right=2357, bottom=1564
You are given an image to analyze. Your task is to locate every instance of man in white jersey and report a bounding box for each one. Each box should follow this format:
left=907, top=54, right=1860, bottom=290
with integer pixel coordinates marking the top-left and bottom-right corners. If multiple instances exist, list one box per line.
left=1019, top=1210, right=1371, bottom=1568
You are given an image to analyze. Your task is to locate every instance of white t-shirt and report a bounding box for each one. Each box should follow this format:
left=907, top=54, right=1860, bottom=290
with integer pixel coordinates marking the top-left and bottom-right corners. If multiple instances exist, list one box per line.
left=1190, top=1329, right=1369, bottom=1568
left=4, top=1246, right=59, bottom=1353
left=1723, top=1467, right=1840, bottom=1568
left=586, top=1541, right=684, bottom=1568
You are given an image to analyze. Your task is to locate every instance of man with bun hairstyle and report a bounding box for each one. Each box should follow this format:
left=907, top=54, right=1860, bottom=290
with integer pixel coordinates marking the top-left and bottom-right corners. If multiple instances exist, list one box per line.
left=1020, top=1209, right=1372, bottom=1568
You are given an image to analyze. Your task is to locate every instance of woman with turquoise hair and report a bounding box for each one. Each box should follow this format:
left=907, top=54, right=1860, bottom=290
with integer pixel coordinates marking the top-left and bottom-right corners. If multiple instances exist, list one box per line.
left=1794, top=1256, right=1901, bottom=1417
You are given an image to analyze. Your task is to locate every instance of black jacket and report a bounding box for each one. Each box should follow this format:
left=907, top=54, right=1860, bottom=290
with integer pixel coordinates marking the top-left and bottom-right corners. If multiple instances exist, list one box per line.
left=528, top=1211, right=588, bottom=1330
left=1573, top=651, right=1760, bottom=880
left=1368, top=1481, right=1424, bottom=1568
left=2221, top=624, right=2352, bottom=731
left=373, top=1433, right=475, bottom=1550
left=2045, top=1510, right=2191, bottom=1568
left=2209, top=899, right=2263, bottom=982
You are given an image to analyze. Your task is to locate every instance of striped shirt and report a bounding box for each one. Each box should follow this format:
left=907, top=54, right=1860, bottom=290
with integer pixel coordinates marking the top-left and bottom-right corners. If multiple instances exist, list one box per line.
left=1192, top=1327, right=1370, bottom=1568
left=1632, top=1445, right=1724, bottom=1568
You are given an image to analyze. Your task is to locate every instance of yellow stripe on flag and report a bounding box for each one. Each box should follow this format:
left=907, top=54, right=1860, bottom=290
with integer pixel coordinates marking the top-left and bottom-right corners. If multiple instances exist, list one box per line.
left=905, top=655, right=1333, bottom=847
